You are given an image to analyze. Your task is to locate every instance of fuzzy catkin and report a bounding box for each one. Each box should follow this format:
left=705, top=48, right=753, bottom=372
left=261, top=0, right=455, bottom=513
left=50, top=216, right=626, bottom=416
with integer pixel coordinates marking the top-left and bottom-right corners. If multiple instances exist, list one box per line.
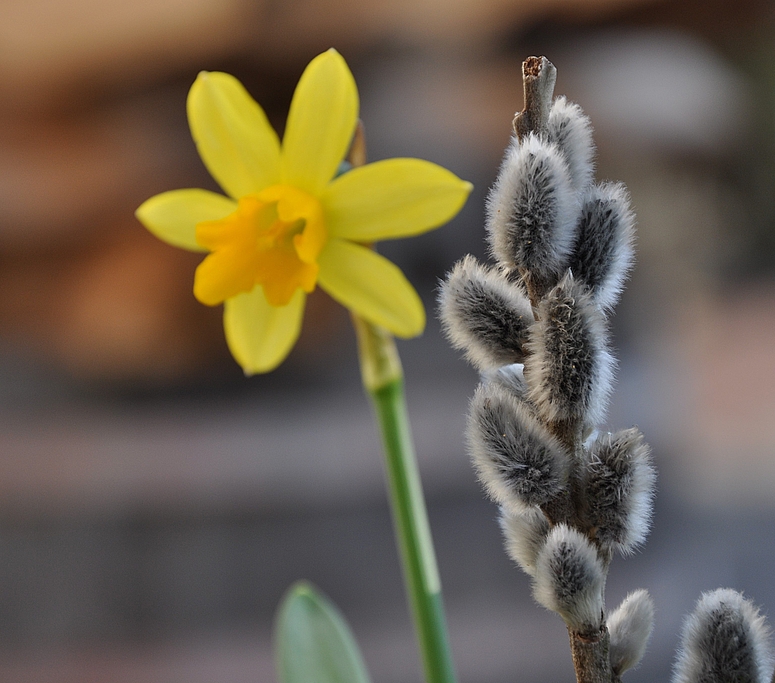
left=483, top=363, right=528, bottom=400
left=673, top=589, right=773, bottom=683
left=499, top=506, right=550, bottom=577
left=486, top=133, right=578, bottom=282
left=567, top=182, right=635, bottom=312
left=546, top=96, right=595, bottom=193
left=533, top=524, right=605, bottom=632
left=525, top=273, right=614, bottom=427
left=438, top=255, right=534, bottom=370
left=609, top=589, right=655, bottom=675
left=468, top=381, right=568, bottom=511
left=583, top=428, right=656, bottom=554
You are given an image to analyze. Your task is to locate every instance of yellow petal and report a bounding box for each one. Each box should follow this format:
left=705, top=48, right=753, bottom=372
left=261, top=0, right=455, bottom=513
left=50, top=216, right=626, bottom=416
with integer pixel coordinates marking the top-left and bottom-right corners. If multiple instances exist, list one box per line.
left=223, top=287, right=306, bottom=374
left=318, top=239, right=425, bottom=338
left=187, top=71, right=281, bottom=199
left=136, top=189, right=236, bottom=252
left=280, top=49, right=358, bottom=196
left=322, top=158, right=473, bottom=241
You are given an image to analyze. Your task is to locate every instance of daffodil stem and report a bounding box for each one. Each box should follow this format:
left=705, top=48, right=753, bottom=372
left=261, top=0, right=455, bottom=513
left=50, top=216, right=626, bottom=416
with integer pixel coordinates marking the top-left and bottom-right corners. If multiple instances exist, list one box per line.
left=353, top=316, right=457, bottom=683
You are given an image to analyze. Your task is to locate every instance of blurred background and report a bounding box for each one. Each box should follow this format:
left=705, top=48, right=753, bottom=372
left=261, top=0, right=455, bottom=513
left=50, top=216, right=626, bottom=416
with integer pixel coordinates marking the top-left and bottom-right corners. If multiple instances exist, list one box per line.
left=1, top=0, right=775, bottom=681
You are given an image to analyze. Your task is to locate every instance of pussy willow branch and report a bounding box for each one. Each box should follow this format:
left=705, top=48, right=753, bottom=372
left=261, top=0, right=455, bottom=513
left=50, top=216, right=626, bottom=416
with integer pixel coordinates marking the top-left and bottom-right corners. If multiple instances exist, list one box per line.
left=515, top=56, right=613, bottom=683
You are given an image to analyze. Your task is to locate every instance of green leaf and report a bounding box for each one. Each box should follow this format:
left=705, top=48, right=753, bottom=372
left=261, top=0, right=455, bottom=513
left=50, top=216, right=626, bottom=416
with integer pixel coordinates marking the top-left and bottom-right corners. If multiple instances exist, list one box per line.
left=274, top=581, right=372, bottom=683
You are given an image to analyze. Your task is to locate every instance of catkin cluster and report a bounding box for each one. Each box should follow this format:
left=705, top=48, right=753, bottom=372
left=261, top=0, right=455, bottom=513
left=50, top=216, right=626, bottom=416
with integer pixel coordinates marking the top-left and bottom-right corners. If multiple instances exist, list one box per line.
left=440, top=60, right=775, bottom=683
left=439, top=90, right=656, bottom=678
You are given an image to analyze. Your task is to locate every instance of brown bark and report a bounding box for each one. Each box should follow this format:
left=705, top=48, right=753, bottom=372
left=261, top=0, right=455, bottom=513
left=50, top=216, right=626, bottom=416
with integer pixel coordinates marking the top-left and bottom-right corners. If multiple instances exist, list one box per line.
left=568, top=625, right=613, bottom=683
left=512, top=56, right=557, bottom=141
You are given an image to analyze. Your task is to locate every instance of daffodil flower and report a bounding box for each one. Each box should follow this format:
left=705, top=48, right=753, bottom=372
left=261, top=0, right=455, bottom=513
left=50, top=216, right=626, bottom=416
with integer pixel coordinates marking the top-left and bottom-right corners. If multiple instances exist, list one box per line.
left=136, top=49, right=472, bottom=374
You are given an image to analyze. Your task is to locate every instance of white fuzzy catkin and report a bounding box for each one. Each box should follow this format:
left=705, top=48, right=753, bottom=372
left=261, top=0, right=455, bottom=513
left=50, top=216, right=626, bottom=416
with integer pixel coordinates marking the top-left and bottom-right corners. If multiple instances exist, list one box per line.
left=533, top=524, right=605, bottom=632
left=484, top=363, right=528, bottom=399
left=467, top=381, right=568, bottom=511
left=499, top=506, right=550, bottom=577
left=547, top=96, right=595, bottom=192
left=609, top=589, right=655, bottom=675
left=438, top=255, right=535, bottom=370
left=486, top=133, right=578, bottom=280
left=583, top=428, right=656, bottom=554
left=673, top=589, right=773, bottom=683
left=568, top=182, right=635, bottom=312
left=525, top=273, right=615, bottom=427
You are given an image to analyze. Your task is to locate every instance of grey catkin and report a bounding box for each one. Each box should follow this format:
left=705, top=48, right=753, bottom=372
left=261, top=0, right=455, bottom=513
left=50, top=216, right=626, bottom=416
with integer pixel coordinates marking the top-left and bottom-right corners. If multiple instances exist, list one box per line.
left=467, top=381, right=569, bottom=511
left=673, top=589, right=773, bottom=683
left=499, top=506, right=551, bottom=577
left=609, top=589, right=655, bottom=675
left=567, top=182, right=635, bottom=312
left=525, top=273, right=615, bottom=427
left=483, top=363, right=529, bottom=400
left=583, top=428, right=656, bottom=554
left=438, top=255, right=534, bottom=370
left=533, top=524, right=605, bottom=632
left=546, top=95, right=595, bottom=193
left=486, top=133, right=578, bottom=284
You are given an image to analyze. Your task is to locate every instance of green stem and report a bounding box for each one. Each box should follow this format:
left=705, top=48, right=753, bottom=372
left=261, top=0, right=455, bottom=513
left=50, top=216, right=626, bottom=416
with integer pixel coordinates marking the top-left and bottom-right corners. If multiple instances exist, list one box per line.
left=353, top=316, right=457, bottom=683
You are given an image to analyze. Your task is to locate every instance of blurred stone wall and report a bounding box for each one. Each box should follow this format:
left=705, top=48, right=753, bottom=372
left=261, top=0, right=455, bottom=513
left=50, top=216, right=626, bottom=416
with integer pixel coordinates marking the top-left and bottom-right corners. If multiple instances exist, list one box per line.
left=2, top=1, right=775, bottom=682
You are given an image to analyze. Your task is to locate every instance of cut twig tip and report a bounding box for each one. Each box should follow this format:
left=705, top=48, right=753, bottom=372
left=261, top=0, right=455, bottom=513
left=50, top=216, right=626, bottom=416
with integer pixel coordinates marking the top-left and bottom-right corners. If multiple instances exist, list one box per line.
left=513, top=56, right=557, bottom=140
left=523, top=56, right=545, bottom=79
